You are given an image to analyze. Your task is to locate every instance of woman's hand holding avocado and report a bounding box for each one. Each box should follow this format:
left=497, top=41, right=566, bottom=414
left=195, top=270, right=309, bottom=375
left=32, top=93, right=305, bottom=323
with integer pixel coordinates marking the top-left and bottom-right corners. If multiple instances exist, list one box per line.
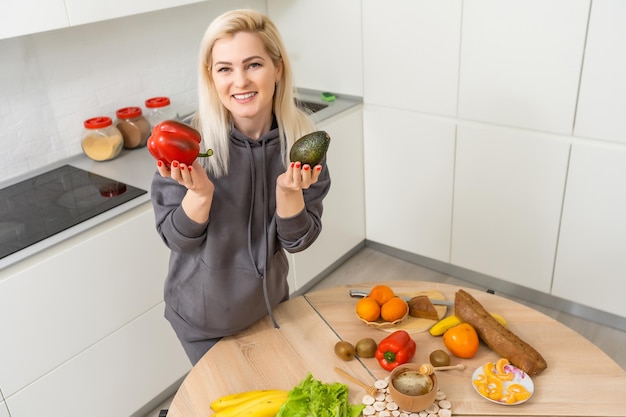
left=275, top=161, right=322, bottom=218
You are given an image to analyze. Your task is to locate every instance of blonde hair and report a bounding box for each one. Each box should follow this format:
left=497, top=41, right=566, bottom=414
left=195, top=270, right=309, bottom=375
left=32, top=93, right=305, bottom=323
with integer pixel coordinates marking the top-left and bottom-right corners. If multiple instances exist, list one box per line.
left=195, top=9, right=314, bottom=177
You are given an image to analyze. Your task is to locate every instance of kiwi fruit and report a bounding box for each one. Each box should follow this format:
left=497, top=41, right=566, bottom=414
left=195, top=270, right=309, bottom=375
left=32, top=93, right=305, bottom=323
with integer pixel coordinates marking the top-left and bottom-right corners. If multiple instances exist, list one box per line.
left=334, top=340, right=356, bottom=361
left=429, top=349, right=451, bottom=367
left=355, top=338, right=377, bottom=358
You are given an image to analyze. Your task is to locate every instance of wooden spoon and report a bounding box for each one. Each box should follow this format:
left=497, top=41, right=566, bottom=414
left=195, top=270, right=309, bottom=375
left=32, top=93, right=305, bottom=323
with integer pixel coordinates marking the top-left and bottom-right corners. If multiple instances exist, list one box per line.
left=419, top=363, right=466, bottom=375
left=334, top=367, right=379, bottom=396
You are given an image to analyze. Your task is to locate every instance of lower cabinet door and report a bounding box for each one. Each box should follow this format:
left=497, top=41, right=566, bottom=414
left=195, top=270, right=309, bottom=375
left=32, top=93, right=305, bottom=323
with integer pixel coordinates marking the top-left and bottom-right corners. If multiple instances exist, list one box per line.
left=0, top=400, right=9, bottom=417
left=4, top=304, right=190, bottom=417
left=552, top=141, right=626, bottom=317
left=290, top=108, right=366, bottom=290
left=451, top=124, right=570, bottom=293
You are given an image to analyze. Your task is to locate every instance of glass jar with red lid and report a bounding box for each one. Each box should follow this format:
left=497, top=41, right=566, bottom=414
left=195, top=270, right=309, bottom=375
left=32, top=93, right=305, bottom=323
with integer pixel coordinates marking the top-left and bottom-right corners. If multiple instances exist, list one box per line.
left=145, top=96, right=175, bottom=128
left=81, top=116, right=124, bottom=162
left=115, top=106, right=151, bottom=149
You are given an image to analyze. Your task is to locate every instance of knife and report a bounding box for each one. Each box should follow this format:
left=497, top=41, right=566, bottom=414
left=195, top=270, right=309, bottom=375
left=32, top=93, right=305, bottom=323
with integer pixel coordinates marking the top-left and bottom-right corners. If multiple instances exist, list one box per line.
left=349, top=289, right=453, bottom=306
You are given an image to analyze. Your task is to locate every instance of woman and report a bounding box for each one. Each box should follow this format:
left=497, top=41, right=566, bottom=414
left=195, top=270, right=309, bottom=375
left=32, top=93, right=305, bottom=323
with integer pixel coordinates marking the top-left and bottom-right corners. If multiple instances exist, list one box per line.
left=150, top=9, right=330, bottom=364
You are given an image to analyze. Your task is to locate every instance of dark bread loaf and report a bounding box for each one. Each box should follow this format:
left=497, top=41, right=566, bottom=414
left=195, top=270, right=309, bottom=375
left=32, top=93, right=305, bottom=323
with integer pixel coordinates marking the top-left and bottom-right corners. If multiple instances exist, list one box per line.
left=454, top=289, right=548, bottom=376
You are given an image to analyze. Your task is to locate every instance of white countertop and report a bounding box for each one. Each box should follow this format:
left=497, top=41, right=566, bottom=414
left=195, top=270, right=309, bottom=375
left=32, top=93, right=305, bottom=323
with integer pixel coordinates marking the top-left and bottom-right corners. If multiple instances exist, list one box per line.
left=0, top=148, right=156, bottom=272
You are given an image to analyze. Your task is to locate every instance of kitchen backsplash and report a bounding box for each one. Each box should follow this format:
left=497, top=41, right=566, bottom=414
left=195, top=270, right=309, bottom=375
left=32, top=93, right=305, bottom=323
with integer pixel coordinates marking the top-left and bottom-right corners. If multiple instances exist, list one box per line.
left=0, top=0, right=266, bottom=182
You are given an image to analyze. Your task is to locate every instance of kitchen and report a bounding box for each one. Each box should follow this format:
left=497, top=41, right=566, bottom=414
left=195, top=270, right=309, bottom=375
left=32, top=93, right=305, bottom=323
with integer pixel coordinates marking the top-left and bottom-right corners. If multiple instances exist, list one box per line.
left=1, top=0, right=625, bottom=416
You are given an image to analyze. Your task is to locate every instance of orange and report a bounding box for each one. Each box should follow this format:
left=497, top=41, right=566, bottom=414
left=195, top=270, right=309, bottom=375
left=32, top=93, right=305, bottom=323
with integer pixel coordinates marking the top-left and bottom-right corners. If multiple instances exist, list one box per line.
left=380, top=296, right=408, bottom=322
left=496, top=358, right=510, bottom=375
left=495, top=357, right=514, bottom=381
left=368, top=284, right=395, bottom=306
left=356, top=296, right=381, bottom=322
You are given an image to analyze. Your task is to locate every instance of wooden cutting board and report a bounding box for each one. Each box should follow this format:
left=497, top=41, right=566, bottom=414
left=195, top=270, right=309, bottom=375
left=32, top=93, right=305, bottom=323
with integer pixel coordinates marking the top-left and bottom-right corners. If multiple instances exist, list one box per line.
left=379, top=290, right=448, bottom=334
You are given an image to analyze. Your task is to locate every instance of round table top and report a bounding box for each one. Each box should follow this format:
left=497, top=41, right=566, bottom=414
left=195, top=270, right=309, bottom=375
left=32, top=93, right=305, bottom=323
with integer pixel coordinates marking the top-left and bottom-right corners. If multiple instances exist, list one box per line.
left=167, top=281, right=626, bottom=417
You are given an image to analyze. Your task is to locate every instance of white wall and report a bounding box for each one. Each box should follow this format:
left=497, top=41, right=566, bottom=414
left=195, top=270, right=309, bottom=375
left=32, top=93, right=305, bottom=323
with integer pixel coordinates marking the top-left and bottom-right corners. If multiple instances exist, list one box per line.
left=0, top=0, right=266, bottom=182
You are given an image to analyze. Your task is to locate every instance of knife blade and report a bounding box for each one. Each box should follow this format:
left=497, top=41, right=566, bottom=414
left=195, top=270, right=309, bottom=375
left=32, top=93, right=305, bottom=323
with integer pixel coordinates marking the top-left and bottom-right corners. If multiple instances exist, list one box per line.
left=349, top=289, right=453, bottom=306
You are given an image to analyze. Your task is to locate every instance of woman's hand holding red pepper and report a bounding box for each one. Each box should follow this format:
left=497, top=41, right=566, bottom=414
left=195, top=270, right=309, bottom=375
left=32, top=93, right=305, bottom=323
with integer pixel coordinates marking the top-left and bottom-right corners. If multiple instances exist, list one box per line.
left=157, top=159, right=215, bottom=224
left=375, top=330, right=417, bottom=371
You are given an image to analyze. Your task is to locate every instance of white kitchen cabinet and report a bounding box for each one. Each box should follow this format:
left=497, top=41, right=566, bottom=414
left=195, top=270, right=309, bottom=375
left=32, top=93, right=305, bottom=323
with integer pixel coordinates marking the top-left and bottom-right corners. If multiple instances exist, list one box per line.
left=574, top=0, right=626, bottom=145
left=451, top=124, right=570, bottom=293
left=552, top=141, right=626, bottom=317
left=290, top=107, right=366, bottom=291
left=0, top=0, right=206, bottom=40
left=0, top=202, right=189, bottom=414
left=363, top=106, right=455, bottom=263
left=267, top=0, right=362, bottom=96
left=0, top=0, right=69, bottom=39
left=0, top=389, right=8, bottom=417
left=362, top=0, right=462, bottom=117
left=5, top=303, right=190, bottom=417
left=0, top=204, right=164, bottom=396
left=458, top=0, right=589, bottom=134
left=64, top=0, right=206, bottom=26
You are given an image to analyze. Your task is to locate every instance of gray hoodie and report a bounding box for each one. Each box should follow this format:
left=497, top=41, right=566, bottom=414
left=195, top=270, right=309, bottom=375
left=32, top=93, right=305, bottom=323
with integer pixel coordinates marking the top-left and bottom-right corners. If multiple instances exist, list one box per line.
left=150, top=123, right=331, bottom=341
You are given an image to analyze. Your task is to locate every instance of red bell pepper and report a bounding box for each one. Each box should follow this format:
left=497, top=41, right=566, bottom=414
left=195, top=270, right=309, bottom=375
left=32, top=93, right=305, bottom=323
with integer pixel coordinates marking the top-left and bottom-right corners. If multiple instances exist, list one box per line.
left=375, top=330, right=416, bottom=371
left=147, top=120, right=213, bottom=167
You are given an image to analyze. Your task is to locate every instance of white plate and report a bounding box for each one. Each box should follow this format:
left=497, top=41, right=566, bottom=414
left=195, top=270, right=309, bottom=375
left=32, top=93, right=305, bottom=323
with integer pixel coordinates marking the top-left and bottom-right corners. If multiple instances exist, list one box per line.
left=472, top=362, right=534, bottom=405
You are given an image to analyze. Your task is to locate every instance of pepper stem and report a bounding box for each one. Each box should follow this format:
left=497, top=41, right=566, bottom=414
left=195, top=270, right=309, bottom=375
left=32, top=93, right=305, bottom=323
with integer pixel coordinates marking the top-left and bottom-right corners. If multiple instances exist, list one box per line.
left=198, top=149, right=214, bottom=158
left=384, top=351, right=396, bottom=363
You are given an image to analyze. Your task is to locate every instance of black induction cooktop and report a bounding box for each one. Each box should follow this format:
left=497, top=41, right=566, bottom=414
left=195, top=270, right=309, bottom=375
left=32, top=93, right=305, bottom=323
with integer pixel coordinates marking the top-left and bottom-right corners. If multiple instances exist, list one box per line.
left=0, top=165, right=147, bottom=260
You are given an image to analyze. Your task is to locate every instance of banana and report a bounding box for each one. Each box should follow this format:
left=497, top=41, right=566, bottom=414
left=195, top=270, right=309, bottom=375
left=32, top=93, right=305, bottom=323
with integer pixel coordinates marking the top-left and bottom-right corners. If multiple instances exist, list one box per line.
left=429, top=315, right=462, bottom=336
left=490, top=312, right=507, bottom=327
left=210, top=389, right=287, bottom=412
left=213, top=392, right=288, bottom=417
left=234, top=395, right=288, bottom=417
left=429, top=313, right=507, bottom=336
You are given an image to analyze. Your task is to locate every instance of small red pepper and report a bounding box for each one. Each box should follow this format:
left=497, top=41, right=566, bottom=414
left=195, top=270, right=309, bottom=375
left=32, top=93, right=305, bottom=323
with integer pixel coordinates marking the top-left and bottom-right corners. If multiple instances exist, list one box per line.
left=375, top=330, right=416, bottom=371
left=147, top=120, right=213, bottom=167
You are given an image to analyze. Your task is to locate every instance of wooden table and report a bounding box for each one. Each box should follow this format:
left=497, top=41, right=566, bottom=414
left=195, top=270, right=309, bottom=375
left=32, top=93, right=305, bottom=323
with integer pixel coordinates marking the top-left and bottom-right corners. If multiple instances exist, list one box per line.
left=167, top=281, right=626, bottom=416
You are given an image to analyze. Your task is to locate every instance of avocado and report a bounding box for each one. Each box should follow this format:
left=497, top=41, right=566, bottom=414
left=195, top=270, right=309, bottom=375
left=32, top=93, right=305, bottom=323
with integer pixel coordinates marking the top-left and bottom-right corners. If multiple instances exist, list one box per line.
left=289, top=131, right=331, bottom=166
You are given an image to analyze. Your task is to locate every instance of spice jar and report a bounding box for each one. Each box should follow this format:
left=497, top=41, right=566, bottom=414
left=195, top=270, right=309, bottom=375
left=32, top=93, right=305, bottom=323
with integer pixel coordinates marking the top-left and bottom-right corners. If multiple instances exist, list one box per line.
left=145, top=96, right=175, bottom=128
left=115, top=106, right=151, bottom=149
left=81, top=117, right=124, bottom=162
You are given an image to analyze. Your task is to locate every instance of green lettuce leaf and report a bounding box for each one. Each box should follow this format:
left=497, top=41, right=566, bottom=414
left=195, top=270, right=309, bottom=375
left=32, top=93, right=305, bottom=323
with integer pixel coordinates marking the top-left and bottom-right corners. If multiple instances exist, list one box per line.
left=276, top=373, right=365, bottom=417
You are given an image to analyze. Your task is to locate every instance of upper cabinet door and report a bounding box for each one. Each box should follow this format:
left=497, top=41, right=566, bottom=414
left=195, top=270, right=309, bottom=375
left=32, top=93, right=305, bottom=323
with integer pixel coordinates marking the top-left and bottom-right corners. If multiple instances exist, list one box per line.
left=267, top=0, right=362, bottom=96
left=64, top=0, right=206, bottom=26
left=574, top=1, right=626, bottom=145
left=458, top=0, right=589, bottom=134
left=362, top=0, right=462, bottom=117
left=0, top=0, right=206, bottom=40
left=0, top=0, right=69, bottom=39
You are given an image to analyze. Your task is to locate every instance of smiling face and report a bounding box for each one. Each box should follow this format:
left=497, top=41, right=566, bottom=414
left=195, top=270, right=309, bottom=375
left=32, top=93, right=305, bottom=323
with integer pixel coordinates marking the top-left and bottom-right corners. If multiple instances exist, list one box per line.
left=211, top=31, right=283, bottom=138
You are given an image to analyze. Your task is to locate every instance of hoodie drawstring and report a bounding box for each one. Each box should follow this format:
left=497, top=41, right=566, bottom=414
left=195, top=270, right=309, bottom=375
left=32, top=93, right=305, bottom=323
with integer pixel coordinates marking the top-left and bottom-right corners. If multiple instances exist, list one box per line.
left=244, top=140, right=279, bottom=329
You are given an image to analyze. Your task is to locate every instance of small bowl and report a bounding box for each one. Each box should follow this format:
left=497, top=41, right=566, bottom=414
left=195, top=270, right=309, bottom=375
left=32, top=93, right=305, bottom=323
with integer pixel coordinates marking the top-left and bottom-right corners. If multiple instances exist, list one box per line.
left=388, top=363, right=438, bottom=412
left=358, top=309, right=409, bottom=329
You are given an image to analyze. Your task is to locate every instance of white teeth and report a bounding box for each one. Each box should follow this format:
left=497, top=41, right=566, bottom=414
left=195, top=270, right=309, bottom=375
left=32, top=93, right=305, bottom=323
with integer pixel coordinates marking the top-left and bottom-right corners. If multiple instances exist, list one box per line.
left=233, top=92, right=255, bottom=100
